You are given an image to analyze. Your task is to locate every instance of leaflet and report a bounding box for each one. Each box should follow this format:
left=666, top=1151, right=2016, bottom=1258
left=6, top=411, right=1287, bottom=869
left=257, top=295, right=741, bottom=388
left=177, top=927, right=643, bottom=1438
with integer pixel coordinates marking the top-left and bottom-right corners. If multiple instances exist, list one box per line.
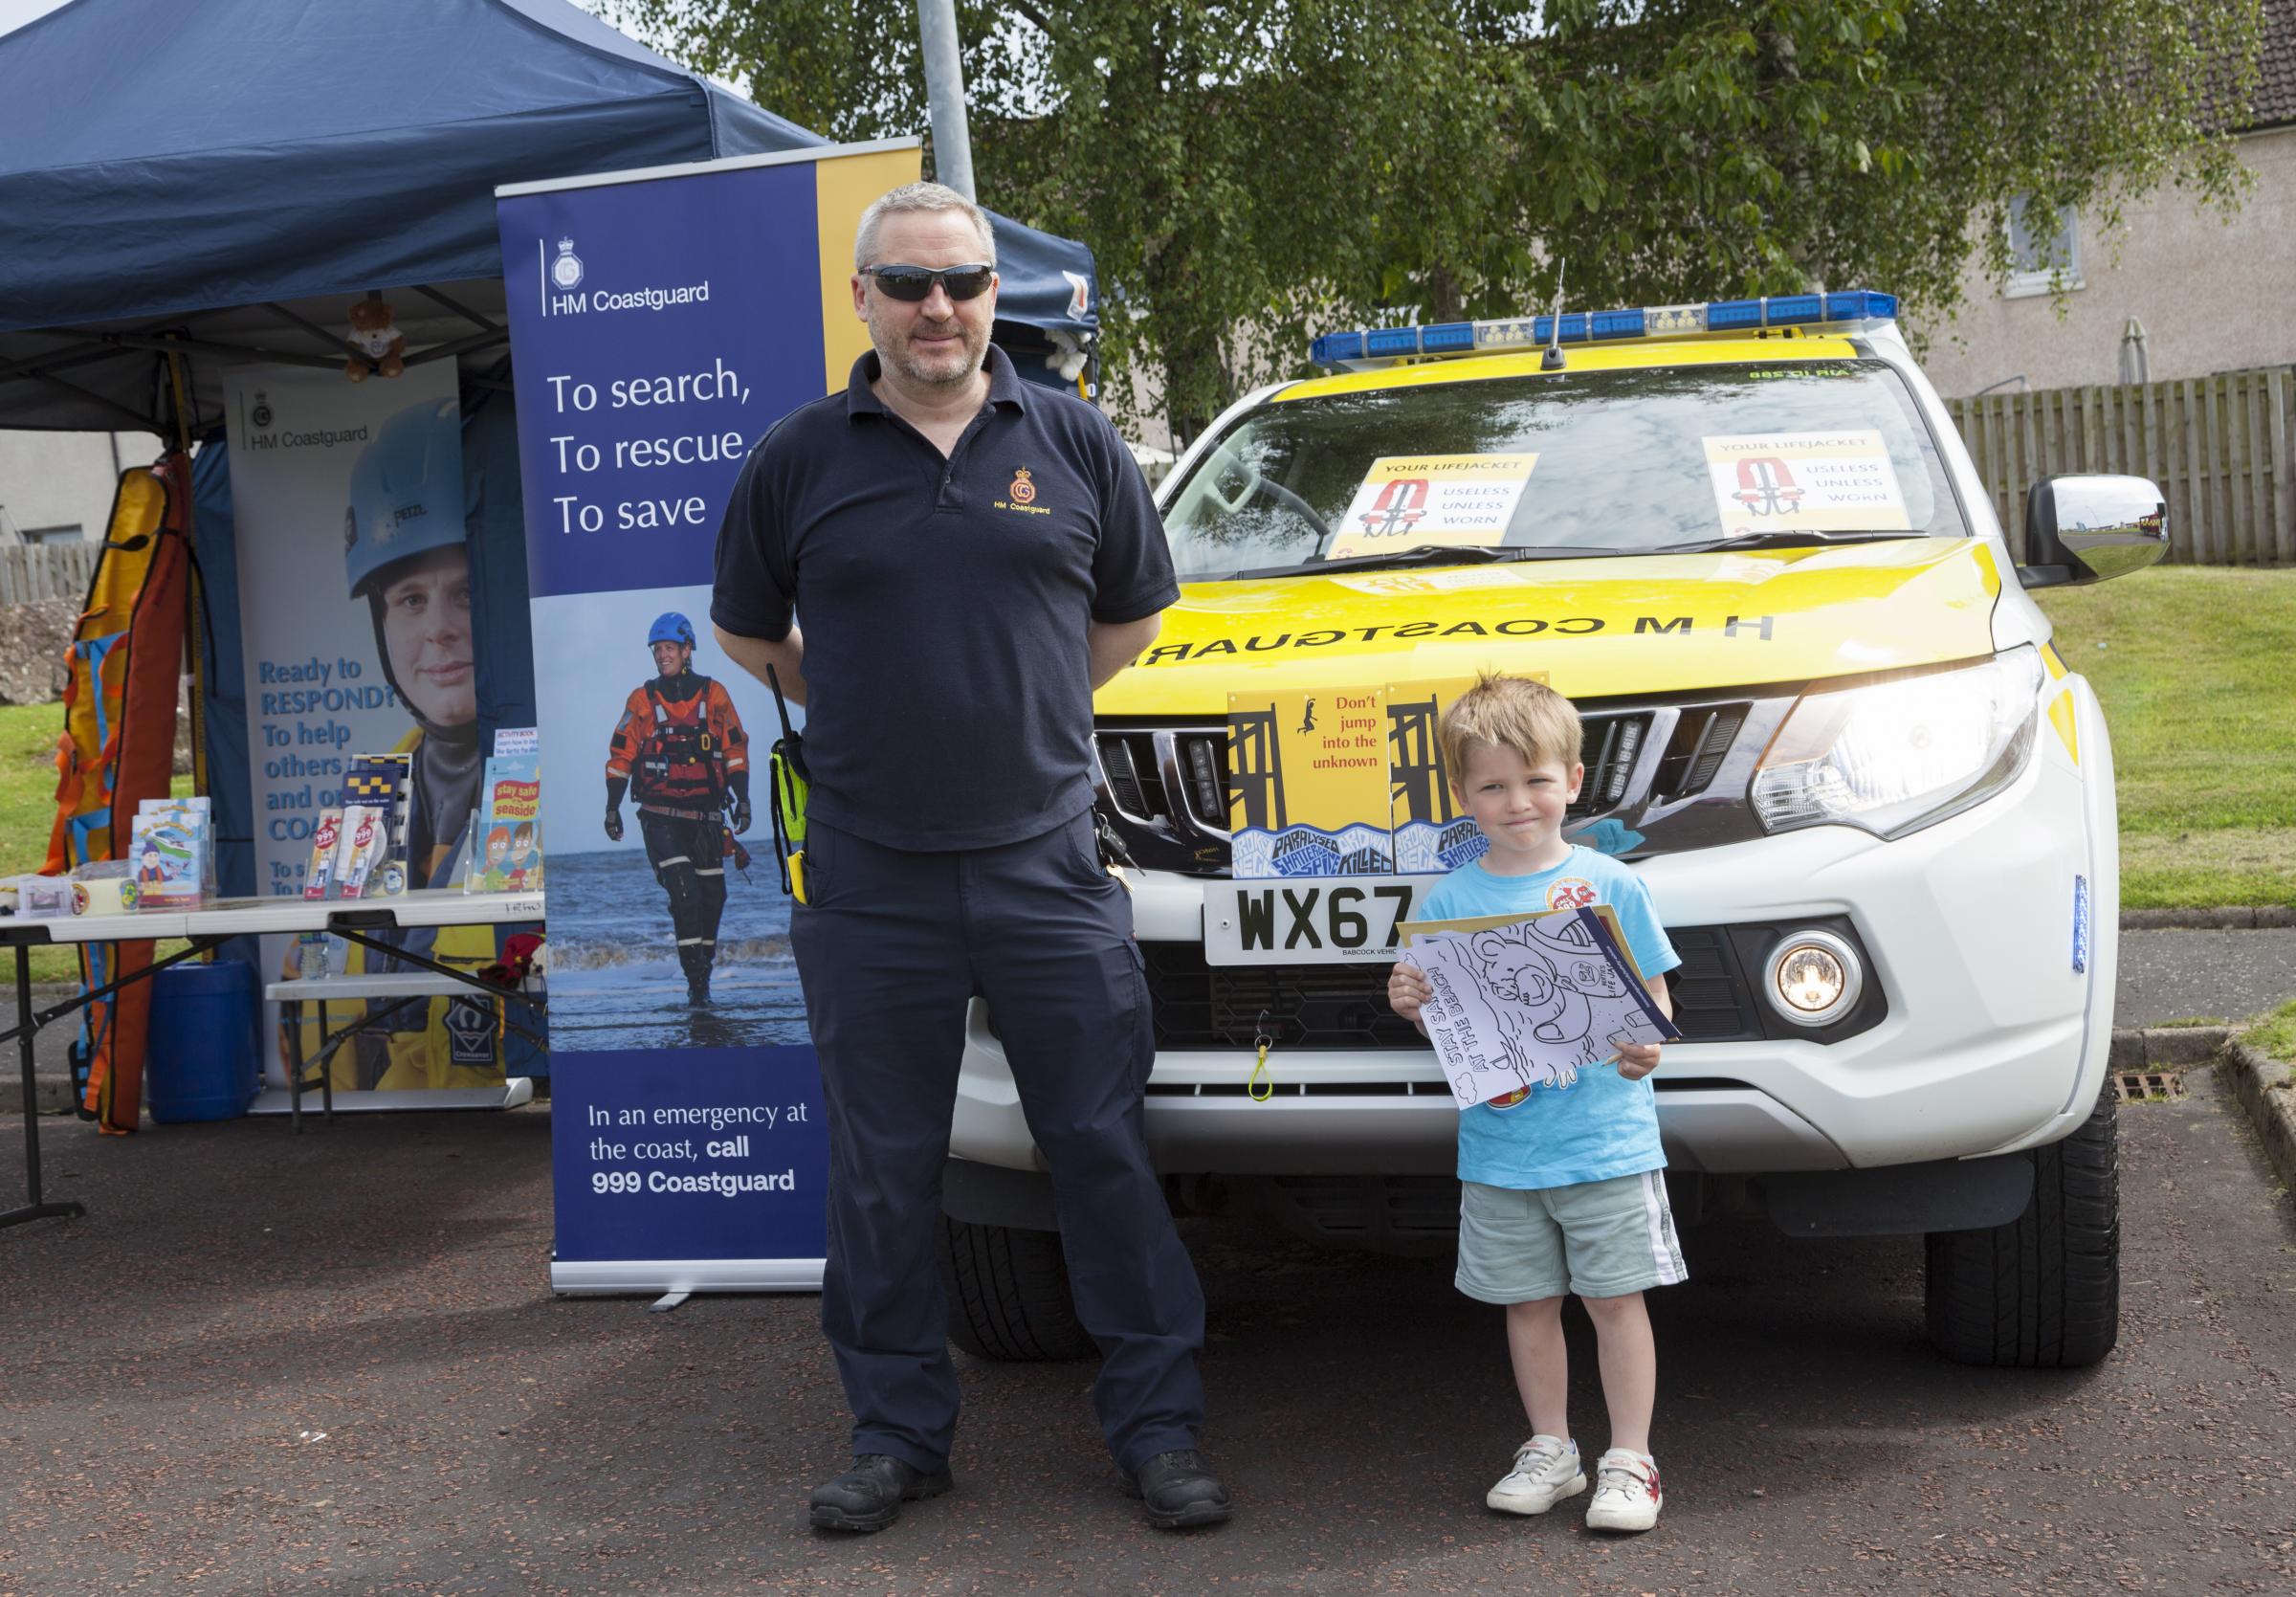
left=332, top=805, right=390, bottom=899
left=1399, top=904, right=1679, bottom=1110
left=129, top=813, right=205, bottom=911
left=303, top=809, right=345, bottom=899
left=470, top=753, right=543, bottom=894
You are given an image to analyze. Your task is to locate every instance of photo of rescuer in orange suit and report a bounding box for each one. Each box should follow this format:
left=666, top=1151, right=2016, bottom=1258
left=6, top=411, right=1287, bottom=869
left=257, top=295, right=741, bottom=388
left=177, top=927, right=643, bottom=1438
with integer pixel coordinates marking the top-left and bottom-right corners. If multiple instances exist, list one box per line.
left=605, top=612, right=753, bottom=1007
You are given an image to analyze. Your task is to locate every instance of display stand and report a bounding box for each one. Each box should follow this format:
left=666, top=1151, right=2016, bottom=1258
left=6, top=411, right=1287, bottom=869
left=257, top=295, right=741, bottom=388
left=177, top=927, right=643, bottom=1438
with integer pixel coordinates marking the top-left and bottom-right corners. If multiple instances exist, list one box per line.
left=0, top=890, right=545, bottom=1227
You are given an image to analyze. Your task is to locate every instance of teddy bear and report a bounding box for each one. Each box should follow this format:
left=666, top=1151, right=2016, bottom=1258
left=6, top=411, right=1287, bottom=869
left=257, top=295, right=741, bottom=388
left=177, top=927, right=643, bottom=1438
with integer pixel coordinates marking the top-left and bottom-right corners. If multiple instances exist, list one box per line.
left=343, top=297, right=406, bottom=382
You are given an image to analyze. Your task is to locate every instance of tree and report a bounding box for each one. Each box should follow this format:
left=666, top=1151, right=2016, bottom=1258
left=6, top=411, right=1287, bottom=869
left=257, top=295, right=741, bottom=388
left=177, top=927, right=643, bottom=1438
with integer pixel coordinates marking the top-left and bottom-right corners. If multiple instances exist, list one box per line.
left=611, top=1, right=2260, bottom=440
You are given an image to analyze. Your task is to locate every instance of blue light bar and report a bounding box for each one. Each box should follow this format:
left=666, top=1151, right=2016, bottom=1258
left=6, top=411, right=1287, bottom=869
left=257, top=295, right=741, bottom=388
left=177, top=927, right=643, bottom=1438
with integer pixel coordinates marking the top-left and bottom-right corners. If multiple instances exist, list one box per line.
left=1309, top=289, right=1900, bottom=369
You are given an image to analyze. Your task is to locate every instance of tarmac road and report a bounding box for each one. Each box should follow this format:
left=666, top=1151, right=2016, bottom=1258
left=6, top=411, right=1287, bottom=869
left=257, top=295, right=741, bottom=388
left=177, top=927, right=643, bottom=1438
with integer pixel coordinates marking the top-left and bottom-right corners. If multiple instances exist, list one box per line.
left=3, top=1065, right=2294, bottom=1596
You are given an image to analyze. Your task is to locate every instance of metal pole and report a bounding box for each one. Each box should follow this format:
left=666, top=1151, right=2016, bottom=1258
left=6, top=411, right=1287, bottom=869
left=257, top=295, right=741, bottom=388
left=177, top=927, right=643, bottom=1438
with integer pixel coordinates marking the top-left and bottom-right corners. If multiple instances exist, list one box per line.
left=15, top=944, right=39, bottom=1206
left=6, top=940, right=87, bottom=1229
left=915, top=0, right=976, bottom=200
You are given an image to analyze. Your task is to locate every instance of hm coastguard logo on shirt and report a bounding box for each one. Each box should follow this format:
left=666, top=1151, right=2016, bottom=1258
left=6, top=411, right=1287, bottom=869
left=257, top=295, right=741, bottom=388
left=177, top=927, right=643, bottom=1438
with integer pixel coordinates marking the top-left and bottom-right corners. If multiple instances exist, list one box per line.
left=997, top=467, right=1051, bottom=516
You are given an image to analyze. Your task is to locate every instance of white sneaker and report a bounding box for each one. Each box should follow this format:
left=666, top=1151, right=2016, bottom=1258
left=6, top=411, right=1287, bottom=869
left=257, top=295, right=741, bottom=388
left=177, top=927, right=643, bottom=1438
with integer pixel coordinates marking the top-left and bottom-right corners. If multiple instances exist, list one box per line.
left=1584, top=1448, right=1663, bottom=1532
left=1485, top=1434, right=1586, bottom=1515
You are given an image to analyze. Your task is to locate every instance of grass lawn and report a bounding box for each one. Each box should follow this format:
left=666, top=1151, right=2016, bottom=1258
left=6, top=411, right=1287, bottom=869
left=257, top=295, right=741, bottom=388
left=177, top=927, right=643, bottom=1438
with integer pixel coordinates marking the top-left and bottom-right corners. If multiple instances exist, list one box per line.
left=2246, top=999, right=2296, bottom=1072
left=1, top=700, right=192, bottom=986
left=2034, top=566, right=2296, bottom=912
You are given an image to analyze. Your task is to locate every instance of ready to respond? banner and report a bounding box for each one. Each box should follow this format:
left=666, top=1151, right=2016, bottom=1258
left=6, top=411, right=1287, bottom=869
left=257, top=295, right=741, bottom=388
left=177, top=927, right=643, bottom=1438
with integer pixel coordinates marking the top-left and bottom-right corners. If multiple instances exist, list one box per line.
left=496, top=138, right=922, bottom=1295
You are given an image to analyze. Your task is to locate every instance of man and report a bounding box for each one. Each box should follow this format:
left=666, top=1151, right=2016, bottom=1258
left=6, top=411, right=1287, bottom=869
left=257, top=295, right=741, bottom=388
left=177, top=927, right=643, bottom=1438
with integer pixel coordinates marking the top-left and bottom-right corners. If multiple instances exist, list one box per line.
left=711, top=182, right=1225, bottom=1532
left=605, top=612, right=753, bottom=1007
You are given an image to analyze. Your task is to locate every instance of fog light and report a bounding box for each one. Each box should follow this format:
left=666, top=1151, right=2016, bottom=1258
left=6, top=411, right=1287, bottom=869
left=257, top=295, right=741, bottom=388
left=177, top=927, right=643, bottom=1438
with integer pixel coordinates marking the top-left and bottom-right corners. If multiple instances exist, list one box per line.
left=1762, top=930, right=1862, bottom=1028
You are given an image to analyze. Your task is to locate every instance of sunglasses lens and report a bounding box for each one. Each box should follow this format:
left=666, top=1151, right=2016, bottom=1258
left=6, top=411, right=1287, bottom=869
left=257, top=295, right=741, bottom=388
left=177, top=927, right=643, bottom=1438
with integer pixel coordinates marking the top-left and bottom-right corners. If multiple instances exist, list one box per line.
left=872, top=268, right=935, bottom=301
left=941, top=267, right=993, bottom=301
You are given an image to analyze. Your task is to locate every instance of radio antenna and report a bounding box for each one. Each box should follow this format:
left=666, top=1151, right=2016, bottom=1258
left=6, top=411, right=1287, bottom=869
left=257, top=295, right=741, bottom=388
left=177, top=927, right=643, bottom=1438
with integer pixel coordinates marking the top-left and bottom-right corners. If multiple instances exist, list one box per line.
left=1541, top=258, right=1569, bottom=371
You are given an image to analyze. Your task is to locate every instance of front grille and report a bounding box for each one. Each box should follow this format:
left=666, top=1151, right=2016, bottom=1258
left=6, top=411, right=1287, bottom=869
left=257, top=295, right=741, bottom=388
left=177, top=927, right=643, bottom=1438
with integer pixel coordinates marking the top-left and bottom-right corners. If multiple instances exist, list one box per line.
left=1143, top=941, right=1420, bottom=1051
left=1666, top=926, right=1767, bottom=1043
left=1097, top=709, right=1667, bottom=874
left=1141, top=932, right=1765, bottom=1051
left=1573, top=713, right=1647, bottom=814
left=1097, top=733, right=1155, bottom=816
left=1652, top=704, right=1749, bottom=802
left=1094, top=727, right=1230, bottom=832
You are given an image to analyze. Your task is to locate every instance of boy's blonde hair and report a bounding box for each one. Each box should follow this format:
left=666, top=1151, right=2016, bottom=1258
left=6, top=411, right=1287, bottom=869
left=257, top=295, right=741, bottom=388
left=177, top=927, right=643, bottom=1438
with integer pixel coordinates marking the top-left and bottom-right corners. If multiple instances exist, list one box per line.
left=1439, top=674, right=1582, bottom=791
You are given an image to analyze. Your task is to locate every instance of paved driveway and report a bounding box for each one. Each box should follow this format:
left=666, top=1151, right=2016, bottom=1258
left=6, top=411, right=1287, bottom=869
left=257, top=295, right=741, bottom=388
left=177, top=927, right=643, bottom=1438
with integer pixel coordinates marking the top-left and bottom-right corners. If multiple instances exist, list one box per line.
left=2, top=1068, right=2292, bottom=1596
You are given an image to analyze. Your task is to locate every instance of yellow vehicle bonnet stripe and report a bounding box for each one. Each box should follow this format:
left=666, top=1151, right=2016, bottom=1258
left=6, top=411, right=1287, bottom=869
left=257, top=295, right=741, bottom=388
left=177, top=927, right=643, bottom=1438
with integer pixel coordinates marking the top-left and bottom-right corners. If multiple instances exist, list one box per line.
left=1098, top=538, right=2003, bottom=717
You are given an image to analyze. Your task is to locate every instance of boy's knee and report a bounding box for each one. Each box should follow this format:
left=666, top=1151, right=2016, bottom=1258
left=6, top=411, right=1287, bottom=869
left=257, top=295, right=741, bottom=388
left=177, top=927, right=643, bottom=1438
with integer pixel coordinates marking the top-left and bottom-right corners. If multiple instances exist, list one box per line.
left=1577, top=1289, right=1645, bottom=1320
left=1505, top=1295, right=1566, bottom=1319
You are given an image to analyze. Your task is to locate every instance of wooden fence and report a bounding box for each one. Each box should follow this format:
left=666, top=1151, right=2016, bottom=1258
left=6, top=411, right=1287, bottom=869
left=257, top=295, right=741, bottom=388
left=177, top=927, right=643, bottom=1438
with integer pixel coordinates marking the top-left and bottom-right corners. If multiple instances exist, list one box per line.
left=1947, top=367, right=2295, bottom=566
left=0, top=542, right=100, bottom=605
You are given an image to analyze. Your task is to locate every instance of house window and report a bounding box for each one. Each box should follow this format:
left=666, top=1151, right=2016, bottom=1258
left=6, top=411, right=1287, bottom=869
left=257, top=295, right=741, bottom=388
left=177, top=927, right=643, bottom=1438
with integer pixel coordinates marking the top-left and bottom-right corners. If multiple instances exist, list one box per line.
left=2004, top=197, right=2081, bottom=298
left=26, top=524, right=85, bottom=544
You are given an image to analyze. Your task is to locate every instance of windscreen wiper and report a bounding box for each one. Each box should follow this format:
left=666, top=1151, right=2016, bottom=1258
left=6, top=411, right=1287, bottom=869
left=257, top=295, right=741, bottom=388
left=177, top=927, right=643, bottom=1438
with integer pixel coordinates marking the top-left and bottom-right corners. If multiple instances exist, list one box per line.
left=1653, top=529, right=1931, bottom=555
left=1228, top=543, right=1625, bottom=581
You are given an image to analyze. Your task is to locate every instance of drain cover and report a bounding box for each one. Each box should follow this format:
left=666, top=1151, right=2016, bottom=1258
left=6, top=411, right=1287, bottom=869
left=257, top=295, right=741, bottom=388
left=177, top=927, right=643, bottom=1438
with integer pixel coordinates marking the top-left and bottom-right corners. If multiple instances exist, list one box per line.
left=2114, top=1069, right=2187, bottom=1103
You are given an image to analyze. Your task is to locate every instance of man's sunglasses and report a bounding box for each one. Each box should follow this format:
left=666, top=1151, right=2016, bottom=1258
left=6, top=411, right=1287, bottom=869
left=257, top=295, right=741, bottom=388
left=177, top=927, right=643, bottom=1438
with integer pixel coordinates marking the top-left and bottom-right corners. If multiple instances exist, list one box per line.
left=863, top=263, right=995, bottom=302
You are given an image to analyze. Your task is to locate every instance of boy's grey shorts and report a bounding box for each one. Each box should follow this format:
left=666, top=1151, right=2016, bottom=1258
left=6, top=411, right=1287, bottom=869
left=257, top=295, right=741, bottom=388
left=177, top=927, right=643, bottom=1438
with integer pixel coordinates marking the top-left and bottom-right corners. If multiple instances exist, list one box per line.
left=1455, top=1171, right=1689, bottom=1303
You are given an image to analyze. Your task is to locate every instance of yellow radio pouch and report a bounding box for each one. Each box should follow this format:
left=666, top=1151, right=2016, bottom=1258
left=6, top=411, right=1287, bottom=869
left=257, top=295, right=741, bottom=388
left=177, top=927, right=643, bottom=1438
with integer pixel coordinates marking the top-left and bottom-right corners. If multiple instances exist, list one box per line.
left=764, top=664, right=810, bottom=904
left=768, top=742, right=809, bottom=903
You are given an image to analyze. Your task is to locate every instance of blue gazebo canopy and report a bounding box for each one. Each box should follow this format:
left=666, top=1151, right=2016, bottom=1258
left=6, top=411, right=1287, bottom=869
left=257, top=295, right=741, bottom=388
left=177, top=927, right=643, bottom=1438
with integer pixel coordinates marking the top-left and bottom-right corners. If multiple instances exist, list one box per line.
left=0, top=0, right=1099, bottom=429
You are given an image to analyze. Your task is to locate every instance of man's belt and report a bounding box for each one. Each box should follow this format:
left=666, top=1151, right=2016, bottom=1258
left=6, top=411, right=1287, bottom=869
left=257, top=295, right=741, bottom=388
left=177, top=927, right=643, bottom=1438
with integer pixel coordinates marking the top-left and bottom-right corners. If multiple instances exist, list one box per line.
left=636, top=801, right=722, bottom=823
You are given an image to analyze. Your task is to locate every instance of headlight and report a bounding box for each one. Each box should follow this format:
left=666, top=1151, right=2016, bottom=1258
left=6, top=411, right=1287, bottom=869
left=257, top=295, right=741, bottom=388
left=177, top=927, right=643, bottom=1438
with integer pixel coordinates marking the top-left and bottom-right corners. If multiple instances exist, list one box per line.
left=1751, top=649, right=2045, bottom=838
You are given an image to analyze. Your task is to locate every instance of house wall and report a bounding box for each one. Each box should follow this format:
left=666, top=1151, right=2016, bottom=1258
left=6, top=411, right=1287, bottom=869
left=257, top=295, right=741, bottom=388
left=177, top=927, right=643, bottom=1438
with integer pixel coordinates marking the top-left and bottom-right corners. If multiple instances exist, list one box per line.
left=0, top=430, right=156, bottom=543
left=1910, top=124, right=2296, bottom=400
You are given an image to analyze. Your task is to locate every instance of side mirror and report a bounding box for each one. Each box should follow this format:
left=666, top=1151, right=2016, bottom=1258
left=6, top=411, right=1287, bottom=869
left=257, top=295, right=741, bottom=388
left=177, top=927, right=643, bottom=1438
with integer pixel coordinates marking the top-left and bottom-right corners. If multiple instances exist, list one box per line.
left=2018, top=475, right=2168, bottom=588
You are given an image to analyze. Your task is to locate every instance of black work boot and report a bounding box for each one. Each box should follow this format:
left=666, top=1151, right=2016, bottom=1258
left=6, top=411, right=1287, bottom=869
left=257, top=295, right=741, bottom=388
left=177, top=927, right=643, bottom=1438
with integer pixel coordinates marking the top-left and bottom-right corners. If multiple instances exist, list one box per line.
left=808, top=1453, right=954, bottom=1533
left=1122, top=1449, right=1232, bottom=1529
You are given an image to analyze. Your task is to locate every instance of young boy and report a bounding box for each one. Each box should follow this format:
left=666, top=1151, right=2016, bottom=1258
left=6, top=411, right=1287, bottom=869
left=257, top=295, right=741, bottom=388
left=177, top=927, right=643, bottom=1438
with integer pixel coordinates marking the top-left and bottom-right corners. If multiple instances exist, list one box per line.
left=1386, top=674, right=1684, bottom=1534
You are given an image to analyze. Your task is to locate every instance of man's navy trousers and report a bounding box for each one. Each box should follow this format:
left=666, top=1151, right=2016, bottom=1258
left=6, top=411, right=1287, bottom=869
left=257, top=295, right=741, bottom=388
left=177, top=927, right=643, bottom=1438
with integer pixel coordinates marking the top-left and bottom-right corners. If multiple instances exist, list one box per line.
left=789, top=808, right=1206, bottom=1474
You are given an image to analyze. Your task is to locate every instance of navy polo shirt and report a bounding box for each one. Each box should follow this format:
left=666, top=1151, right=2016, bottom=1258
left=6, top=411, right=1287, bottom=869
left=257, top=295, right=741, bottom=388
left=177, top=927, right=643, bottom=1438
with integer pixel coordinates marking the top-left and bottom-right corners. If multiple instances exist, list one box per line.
left=710, top=346, right=1180, bottom=852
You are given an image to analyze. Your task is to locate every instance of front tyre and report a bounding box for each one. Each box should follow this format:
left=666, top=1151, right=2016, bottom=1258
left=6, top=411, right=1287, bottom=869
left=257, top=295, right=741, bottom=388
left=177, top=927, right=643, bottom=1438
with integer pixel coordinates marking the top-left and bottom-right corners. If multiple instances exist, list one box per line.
left=936, top=1216, right=1096, bottom=1362
left=1925, top=1090, right=2120, bottom=1367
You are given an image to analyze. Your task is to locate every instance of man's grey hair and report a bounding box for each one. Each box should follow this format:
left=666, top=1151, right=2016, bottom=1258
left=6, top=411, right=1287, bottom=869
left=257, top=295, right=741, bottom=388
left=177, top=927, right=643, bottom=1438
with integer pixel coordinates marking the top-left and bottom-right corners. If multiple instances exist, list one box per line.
left=853, top=182, right=998, bottom=271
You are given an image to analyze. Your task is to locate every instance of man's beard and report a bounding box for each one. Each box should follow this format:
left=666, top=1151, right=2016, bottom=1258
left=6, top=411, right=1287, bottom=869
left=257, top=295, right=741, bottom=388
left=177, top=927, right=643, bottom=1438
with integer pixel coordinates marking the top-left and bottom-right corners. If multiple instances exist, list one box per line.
left=873, top=312, right=987, bottom=389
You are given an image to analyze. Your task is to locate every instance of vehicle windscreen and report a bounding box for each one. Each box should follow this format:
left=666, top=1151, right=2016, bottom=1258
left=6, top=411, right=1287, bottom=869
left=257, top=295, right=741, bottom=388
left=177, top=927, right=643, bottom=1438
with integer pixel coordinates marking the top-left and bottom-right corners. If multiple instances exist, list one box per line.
left=1159, top=359, right=1970, bottom=580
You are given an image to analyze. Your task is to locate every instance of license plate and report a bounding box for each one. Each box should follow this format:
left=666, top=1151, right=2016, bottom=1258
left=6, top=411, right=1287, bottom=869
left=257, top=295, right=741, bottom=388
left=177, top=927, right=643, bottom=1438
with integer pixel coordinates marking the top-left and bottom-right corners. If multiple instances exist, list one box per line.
left=1202, top=876, right=1446, bottom=965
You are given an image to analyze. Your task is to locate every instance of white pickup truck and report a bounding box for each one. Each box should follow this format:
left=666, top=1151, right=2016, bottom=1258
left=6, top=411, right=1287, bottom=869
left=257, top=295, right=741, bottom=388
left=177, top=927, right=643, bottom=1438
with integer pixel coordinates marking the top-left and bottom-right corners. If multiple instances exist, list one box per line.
left=938, top=292, right=2158, bottom=1370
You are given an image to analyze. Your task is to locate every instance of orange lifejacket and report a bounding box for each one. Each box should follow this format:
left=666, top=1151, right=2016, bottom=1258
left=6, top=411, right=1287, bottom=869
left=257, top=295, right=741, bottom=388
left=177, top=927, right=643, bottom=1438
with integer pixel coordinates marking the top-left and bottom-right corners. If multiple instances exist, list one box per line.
left=632, top=687, right=727, bottom=810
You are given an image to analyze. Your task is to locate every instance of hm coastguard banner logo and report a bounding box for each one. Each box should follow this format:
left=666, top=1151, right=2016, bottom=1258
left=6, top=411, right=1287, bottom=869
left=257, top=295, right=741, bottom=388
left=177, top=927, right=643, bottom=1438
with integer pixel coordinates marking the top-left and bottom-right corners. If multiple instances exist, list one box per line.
left=538, top=234, right=711, bottom=319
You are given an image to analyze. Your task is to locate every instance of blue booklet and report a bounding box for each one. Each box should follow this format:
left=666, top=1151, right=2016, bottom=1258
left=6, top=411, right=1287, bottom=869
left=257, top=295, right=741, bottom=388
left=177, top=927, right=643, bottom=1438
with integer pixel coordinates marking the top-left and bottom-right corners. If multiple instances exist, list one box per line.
left=470, top=753, right=542, bottom=894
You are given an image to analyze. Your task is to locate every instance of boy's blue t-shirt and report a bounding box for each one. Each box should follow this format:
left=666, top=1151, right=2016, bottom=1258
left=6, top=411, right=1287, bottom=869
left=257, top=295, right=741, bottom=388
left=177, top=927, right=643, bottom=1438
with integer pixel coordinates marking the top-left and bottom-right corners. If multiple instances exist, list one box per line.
left=1418, top=845, right=1682, bottom=1191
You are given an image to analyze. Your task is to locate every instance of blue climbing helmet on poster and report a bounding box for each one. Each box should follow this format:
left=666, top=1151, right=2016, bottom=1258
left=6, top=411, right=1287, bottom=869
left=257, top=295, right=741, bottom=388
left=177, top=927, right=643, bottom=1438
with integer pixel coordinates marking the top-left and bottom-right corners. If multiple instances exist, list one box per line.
left=649, top=611, right=696, bottom=649
left=343, top=397, right=469, bottom=598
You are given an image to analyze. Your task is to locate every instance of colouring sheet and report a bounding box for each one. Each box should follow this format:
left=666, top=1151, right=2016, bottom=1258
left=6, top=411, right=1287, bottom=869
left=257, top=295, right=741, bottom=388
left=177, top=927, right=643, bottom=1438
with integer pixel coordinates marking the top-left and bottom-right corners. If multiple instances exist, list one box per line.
left=1400, top=905, right=1680, bottom=1110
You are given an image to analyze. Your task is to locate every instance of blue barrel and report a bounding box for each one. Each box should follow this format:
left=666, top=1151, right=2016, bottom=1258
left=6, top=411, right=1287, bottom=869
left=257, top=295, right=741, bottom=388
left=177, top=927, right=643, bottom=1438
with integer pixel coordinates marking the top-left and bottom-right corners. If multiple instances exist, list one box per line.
left=145, top=959, right=261, bottom=1124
